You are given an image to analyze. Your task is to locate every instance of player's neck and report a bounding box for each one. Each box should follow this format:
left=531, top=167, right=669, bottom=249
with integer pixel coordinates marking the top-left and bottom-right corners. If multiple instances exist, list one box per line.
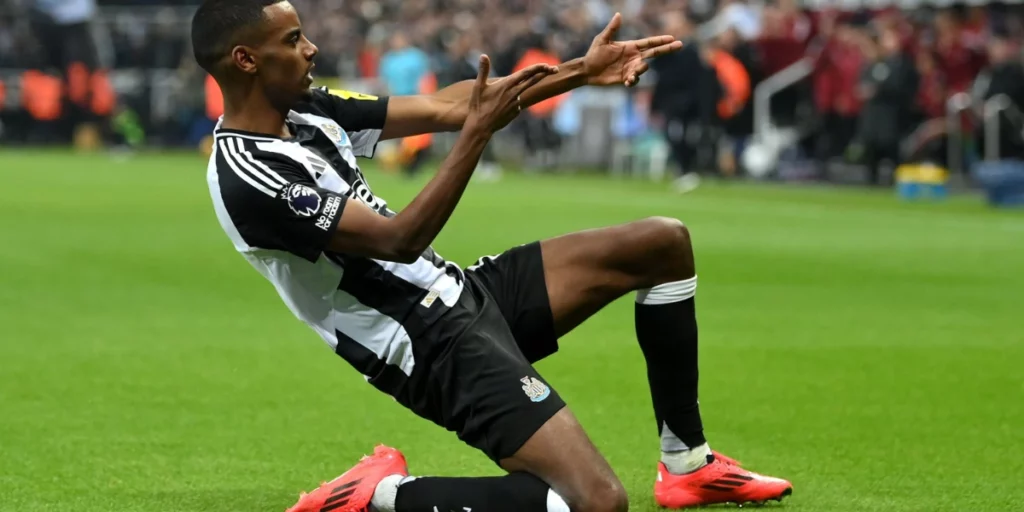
left=221, top=91, right=292, bottom=138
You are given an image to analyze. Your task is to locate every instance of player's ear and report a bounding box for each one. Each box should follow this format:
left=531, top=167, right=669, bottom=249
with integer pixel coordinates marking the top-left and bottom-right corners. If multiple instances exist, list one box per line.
left=231, top=45, right=259, bottom=75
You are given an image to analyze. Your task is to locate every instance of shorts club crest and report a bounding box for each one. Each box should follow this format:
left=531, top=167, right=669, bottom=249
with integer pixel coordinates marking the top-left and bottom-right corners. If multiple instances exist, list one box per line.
left=521, top=376, right=551, bottom=403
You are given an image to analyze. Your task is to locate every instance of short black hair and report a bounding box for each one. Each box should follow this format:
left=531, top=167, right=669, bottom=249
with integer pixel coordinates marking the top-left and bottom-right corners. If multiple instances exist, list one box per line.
left=191, top=0, right=285, bottom=73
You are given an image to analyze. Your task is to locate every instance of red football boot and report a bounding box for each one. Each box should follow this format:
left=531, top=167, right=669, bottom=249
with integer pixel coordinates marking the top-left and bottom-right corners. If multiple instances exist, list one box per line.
left=710, top=451, right=742, bottom=467
left=655, top=454, right=792, bottom=508
left=286, top=445, right=408, bottom=512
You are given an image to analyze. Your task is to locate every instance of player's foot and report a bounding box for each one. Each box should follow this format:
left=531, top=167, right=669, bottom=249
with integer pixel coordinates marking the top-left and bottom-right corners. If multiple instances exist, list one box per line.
left=654, top=454, right=792, bottom=509
left=286, top=445, right=408, bottom=512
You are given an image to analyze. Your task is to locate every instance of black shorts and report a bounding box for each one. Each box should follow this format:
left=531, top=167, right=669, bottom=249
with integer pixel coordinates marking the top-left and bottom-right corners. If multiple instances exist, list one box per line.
left=395, top=242, right=565, bottom=463
left=464, top=242, right=560, bottom=364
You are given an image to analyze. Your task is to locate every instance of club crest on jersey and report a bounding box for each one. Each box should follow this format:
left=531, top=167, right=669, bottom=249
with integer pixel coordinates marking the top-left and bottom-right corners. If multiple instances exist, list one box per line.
left=282, top=183, right=321, bottom=217
left=321, top=123, right=348, bottom=146
left=521, top=377, right=550, bottom=403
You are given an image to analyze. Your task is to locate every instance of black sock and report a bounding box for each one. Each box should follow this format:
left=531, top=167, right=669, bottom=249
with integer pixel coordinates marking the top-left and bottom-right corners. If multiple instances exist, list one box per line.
left=635, top=276, right=706, bottom=449
left=395, top=472, right=555, bottom=512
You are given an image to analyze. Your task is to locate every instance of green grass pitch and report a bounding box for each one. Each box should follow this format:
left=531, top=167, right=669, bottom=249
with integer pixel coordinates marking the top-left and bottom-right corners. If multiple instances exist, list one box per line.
left=1, top=150, right=1022, bottom=512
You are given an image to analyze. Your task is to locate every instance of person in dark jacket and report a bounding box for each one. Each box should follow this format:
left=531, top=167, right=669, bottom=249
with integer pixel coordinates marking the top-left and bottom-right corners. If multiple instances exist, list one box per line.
left=651, top=11, right=721, bottom=191
left=856, top=26, right=919, bottom=185
left=974, top=31, right=1024, bottom=160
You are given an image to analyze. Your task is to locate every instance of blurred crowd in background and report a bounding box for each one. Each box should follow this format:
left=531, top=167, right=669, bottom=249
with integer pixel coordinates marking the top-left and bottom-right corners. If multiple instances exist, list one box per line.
left=3, top=0, right=1024, bottom=193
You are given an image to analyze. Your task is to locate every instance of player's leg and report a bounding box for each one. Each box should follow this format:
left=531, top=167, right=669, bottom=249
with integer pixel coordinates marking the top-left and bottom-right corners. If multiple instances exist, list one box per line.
left=287, top=446, right=573, bottom=512
left=539, top=217, right=707, bottom=455
left=465, top=221, right=709, bottom=467
left=287, top=275, right=617, bottom=512
left=388, top=407, right=627, bottom=512
left=291, top=409, right=625, bottom=512
left=498, top=407, right=629, bottom=512
left=382, top=286, right=623, bottom=512
left=538, top=217, right=792, bottom=507
left=540, top=217, right=695, bottom=336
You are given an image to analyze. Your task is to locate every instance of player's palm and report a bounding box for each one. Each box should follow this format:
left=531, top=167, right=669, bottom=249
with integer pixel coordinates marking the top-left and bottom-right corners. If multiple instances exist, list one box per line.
left=467, top=55, right=556, bottom=135
left=584, top=13, right=683, bottom=87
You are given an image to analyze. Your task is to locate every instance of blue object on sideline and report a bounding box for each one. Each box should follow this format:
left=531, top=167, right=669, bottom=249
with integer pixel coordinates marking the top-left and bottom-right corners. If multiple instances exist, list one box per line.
left=971, top=160, right=1024, bottom=207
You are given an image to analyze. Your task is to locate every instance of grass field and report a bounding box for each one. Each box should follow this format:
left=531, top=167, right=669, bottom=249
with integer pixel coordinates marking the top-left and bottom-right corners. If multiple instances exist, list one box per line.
left=1, top=150, right=1022, bottom=512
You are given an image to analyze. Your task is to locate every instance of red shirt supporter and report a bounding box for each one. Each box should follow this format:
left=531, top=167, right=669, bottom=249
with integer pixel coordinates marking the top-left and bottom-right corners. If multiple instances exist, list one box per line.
left=757, top=5, right=812, bottom=75
left=961, top=7, right=989, bottom=52
left=874, top=9, right=918, bottom=54
left=935, top=42, right=984, bottom=93
left=811, top=25, right=864, bottom=116
left=932, top=12, right=986, bottom=93
left=915, top=51, right=947, bottom=119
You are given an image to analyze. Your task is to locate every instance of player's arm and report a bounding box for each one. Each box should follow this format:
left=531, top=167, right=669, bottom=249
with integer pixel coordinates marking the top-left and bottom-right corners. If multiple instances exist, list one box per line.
left=326, top=129, right=489, bottom=262
left=378, top=59, right=587, bottom=140
left=379, top=13, right=681, bottom=140
left=328, top=58, right=553, bottom=263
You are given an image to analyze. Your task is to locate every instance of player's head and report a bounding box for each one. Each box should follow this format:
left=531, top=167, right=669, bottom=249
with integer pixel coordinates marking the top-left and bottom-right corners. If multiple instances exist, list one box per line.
left=191, top=0, right=318, bottom=108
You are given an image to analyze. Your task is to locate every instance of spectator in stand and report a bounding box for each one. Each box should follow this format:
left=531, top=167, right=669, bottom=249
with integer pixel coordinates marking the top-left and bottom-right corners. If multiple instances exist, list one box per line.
left=717, top=0, right=762, bottom=40
left=915, top=50, right=947, bottom=123
left=379, top=30, right=433, bottom=175
left=970, top=25, right=1024, bottom=206
left=651, top=10, right=720, bottom=193
left=756, top=0, right=812, bottom=127
left=974, top=30, right=1024, bottom=160
left=437, top=31, right=503, bottom=181
left=810, top=11, right=865, bottom=162
left=708, top=21, right=757, bottom=176
left=856, top=25, right=919, bottom=186
left=873, top=7, right=918, bottom=55
left=513, top=32, right=566, bottom=170
left=962, top=5, right=990, bottom=54
left=929, top=9, right=986, bottom=94
left=27, top=0, right=115, bottom=145
left=379, top=31, right=430, bottom=97
left=901, top=49, right=948, bottom=166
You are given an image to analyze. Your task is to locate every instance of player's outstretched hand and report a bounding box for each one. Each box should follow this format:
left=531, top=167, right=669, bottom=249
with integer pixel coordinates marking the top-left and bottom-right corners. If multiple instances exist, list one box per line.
left=583, top=12, right=683, bottom=87
left=466, top=55, right=557, bottom=136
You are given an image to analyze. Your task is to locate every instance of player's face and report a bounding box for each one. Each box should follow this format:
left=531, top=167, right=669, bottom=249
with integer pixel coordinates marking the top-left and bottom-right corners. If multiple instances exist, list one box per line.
left=252, top=2, right=318, bottom=106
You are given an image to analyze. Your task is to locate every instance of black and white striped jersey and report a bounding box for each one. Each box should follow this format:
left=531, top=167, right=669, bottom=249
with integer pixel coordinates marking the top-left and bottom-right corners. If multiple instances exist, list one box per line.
left=206, top=87, right=465, bottom=388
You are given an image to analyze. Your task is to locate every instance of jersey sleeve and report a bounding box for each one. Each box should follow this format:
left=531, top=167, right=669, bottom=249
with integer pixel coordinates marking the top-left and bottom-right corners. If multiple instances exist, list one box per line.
left=215, top=142, right=349, bottom=262
left=311, top=87, right=390, bottom=158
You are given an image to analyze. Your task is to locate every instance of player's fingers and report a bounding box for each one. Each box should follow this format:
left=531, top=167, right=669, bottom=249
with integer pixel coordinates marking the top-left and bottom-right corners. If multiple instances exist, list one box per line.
left=626, top=61, right=649, bottom=86
left=635, top=35, right=678, bottom=51
left=596, top=12, right=622, bottom=43
left=475, top=55, right=491, bottom=91
left=506, top=63, right=542, bottom=83
left=640, top=40, right=683, bottom=60
left=510, top=63, right=557, bottom=86
left=512, top=70, right=550, bottom=99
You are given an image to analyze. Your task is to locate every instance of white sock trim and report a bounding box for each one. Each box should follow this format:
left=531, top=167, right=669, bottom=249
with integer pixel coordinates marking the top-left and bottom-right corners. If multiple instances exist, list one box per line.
left=370, top=474, right=406, bottom=512
left=546, top=489, right=571, bottom=512
left=661, top=442, right=711, bottom=475
left=636, top=276, right=697, bottom=305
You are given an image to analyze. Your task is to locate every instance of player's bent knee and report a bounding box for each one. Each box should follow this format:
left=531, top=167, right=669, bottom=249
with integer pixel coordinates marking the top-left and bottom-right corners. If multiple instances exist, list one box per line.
left=647, top=216, right=691, bottom=251
left=570, top=477, right=629, bottom=512
left=634, top=216, right=693, bottom=283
